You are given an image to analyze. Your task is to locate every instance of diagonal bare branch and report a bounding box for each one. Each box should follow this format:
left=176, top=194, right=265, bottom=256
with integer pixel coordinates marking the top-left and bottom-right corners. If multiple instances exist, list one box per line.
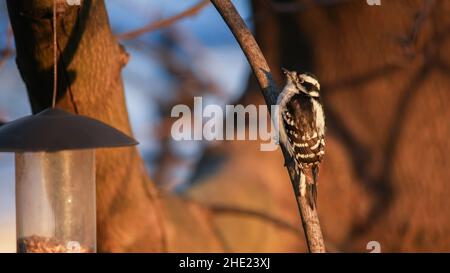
left=210, top=0, right=326, bottom=252
left=117, top=0, right=210, bottom=41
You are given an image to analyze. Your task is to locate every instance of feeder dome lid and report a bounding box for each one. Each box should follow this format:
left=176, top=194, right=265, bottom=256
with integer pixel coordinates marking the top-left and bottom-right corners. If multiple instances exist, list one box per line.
left=0, top=108, right=138, bottom=152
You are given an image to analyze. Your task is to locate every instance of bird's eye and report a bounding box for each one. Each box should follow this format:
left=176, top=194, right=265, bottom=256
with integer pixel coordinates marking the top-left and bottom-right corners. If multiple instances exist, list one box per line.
left=299, top=77, right=304, bottom=83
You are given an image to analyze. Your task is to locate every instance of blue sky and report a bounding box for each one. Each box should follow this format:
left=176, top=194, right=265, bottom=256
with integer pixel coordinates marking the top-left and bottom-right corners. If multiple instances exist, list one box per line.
left=0, top=0, right=252, bottom=252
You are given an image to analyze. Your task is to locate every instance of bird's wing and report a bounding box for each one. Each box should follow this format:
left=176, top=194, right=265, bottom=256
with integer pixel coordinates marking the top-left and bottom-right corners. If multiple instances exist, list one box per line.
left=283, top=94, right=325, bottom=165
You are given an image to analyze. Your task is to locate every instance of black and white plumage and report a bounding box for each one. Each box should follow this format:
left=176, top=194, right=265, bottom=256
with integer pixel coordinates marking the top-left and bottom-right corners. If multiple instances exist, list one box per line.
left=276, top=68, right=325, bottom=209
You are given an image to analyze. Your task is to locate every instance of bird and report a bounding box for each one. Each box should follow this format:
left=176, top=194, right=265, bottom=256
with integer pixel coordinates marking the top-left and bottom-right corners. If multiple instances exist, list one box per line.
left=276, top=68, right=325, bottom=209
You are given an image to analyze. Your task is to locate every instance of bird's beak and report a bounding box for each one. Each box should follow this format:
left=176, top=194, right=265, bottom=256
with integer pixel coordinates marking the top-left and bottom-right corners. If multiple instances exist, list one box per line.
left=281, top=67, right=290, bottom=75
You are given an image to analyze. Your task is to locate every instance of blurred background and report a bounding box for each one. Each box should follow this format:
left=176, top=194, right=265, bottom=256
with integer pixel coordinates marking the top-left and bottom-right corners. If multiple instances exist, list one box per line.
left=1, top=0, right=449, bottom=252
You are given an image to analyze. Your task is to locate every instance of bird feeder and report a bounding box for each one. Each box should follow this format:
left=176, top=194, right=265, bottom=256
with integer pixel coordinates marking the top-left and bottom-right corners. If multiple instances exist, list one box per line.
left=0, top=108, right=137, bottom=253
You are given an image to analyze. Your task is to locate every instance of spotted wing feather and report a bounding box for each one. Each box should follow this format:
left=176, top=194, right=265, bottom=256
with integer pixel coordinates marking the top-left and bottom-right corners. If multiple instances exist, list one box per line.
left=282, top=94, right=325, bottom=208
left=283, top=94, right=325, bottom=167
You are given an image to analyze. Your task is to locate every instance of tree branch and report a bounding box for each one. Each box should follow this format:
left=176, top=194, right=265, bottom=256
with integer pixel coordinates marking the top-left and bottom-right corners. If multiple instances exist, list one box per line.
left=210, top=0, right=326, bottom=252
left=117, top=0, right=210, bottom=41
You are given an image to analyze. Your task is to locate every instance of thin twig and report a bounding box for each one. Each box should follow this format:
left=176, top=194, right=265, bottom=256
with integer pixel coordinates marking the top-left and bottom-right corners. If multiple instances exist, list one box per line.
left=117, top=0, right=210, bottom=41
left=210, top=0, right=326, bottom=252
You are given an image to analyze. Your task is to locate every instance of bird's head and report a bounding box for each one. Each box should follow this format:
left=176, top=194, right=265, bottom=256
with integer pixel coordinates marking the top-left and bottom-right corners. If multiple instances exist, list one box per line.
left=282, top=68, right=320, bottom=98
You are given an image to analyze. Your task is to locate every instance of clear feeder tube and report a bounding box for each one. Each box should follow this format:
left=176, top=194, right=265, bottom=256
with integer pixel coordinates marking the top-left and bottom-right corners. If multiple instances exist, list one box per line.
left=15, top=150, right=96, bottom=253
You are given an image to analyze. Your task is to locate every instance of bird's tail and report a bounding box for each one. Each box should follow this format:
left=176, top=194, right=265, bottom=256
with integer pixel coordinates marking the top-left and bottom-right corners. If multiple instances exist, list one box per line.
left=300, top=168, right=318, bottom=210
left=307, top=182, right=317, bottom=210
